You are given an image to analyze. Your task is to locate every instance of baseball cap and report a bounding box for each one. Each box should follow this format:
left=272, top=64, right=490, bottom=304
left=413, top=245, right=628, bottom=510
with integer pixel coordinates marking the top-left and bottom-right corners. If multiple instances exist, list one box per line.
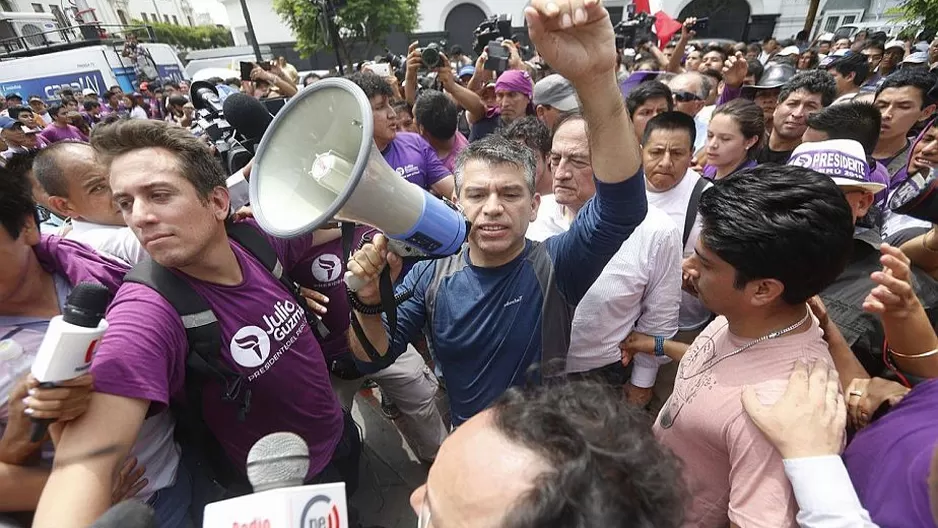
left=819, top=48, right=852, bottom=68
left=494, top=70, right=533, bottom=99
left=0, top=116, right=38, bottom=134
left=81, top=88, right=96, bottom=96
left=458, top=65, right=475, bottom=78
left=818, top=33, right=835, bottom=42
left=533, top=74, right=579, bottom=112
left=5, top=92, right=22, bottom=100
left=788, top=139, right=885, bottom=193
left=903, top=51, right=929, bottom=64
left=776, top=45, right=801, bottom=57
left=885, top=39, right=905, bottom=50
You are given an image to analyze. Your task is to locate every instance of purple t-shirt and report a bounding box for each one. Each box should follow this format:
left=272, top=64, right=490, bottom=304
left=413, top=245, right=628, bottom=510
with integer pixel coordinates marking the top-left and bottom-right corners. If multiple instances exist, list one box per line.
left=439, top=132, right=469, bottom=174
left=290, top=227, right=375, bottom=362
left=382, top=132, right=451, bottom=191
left=89, top=220, right=343, bottom=478
left=38, top=124, right=88, bottom=144
left=844, top=378, right=938, bottom=528
left=701, top=159, right=756, bottom=180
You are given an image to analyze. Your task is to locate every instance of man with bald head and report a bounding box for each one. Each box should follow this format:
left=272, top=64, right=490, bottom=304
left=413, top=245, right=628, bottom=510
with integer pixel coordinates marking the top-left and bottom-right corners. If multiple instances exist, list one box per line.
left=408, top=381, right=685, bottom=527
left=666, top=72, right=709, bottom=152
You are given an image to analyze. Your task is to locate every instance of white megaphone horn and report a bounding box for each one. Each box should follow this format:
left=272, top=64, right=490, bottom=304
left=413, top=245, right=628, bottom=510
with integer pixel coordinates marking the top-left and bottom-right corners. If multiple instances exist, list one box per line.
left=249, top=78, right=469, bottom=290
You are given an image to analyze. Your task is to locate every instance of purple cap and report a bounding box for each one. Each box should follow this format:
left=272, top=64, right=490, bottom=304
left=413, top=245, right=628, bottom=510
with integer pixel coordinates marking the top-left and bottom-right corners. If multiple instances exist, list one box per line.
left=494, top=70, right=533, bottom=99
left=619, top=71, right=661, bottom=100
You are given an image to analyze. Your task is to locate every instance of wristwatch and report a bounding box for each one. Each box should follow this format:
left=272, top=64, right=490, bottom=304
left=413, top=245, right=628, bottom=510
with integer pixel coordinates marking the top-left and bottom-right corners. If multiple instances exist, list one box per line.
left=654, top=336, right=666, bottom=357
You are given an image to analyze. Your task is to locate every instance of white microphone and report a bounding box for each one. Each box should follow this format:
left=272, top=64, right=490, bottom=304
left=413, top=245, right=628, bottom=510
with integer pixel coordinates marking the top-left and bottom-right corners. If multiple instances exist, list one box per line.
left=29, top=282, right=110, bottom=441
left=203, top=432, right=348, bottom=528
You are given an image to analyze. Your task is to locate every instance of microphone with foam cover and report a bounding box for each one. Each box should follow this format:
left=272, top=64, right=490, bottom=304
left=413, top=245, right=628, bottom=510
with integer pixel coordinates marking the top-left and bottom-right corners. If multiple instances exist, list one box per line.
left=222, top=93, right=274, bottom=148
left=89, top=500, right=155, bottom=528
left=246, top=432, right=310, bottom=492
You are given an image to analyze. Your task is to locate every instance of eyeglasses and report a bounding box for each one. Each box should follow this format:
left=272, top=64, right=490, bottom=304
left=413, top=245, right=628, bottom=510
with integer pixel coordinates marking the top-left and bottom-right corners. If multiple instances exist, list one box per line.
left=672, top=91, right=702, bottom=102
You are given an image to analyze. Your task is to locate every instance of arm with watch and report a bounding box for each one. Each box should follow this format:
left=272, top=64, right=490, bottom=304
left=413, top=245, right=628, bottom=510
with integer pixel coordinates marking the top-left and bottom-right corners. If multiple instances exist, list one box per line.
left=620, top=332, right=689, bottom=363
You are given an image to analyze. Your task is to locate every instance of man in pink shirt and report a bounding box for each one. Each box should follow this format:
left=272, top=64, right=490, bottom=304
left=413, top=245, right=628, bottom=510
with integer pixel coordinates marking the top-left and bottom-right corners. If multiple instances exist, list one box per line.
left=412, top=89, right=468, bottom=176
left=655, top=164, right=855, bottom=527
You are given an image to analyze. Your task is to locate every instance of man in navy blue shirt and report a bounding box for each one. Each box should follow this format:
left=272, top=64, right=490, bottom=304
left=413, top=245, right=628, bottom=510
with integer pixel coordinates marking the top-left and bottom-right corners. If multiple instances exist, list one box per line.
left=347, top=0, right=647, bottom=425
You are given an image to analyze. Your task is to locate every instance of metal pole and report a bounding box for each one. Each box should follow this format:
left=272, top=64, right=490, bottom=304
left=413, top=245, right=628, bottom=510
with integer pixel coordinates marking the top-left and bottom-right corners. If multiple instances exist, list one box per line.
left=323, top=0, right=345, bottom=75
left=239, top=0, right=263, bottom=63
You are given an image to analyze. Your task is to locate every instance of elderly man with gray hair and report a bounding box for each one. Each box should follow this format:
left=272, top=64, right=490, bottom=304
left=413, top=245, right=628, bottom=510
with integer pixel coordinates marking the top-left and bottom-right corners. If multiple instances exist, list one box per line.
left=667, top=72, right=710, bottom=152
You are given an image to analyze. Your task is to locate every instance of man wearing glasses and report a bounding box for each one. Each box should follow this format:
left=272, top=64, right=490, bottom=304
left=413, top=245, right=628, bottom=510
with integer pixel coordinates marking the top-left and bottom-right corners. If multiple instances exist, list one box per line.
left=666, top=72, right=710, bottom=152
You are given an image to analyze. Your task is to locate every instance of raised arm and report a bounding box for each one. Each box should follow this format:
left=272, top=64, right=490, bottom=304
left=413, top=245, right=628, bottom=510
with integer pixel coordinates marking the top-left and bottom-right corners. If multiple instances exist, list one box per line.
left=667, top=19, right=696, bottom=73
left=525, top=0, right=641, bottom=183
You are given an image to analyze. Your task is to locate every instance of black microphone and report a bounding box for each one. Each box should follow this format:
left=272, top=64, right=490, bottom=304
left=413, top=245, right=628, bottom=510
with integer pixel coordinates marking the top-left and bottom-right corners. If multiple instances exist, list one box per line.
left=190, top=80, right=224, bottom=114
left=222, top=92, right=274, bottom=149
left=89, top=500, right=155, bottom=528
left=29, top=282, right=110, bottom=442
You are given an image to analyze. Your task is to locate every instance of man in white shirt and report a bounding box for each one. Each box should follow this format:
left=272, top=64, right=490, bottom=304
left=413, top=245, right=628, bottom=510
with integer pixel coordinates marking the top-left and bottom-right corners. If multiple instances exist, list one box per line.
left=527, top=112, right=682, bottom=405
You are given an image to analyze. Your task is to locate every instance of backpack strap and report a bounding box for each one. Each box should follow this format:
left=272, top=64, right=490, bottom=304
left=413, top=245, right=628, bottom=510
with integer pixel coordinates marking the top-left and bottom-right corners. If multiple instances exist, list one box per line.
left=683, top=178, right=709, bottom=249
left=124, top=259, right=250, bottom=489
left=225, top=221, right=330, bottom=340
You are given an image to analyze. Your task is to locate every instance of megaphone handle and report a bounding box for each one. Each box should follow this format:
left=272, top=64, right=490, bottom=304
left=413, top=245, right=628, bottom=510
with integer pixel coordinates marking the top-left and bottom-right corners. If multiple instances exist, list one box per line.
left=345, top=271, right=367, bottom=292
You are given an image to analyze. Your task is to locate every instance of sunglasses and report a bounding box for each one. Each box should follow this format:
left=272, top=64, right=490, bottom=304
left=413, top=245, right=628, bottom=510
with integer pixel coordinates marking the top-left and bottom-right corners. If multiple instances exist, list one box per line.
left=673, top=91, right=702, bottom=102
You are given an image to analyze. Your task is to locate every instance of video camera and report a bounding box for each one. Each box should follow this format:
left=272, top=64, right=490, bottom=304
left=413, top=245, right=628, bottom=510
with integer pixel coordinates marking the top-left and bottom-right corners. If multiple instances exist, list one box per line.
left=473, top=14, right=512, bottom=55
left=381, top=51, right=407, bottom=76
left=614, top=4, right=657, bottom=50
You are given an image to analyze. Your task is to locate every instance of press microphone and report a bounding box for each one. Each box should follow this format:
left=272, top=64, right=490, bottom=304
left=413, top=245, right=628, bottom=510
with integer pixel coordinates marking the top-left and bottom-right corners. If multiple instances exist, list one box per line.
left=203, top=432, right=348, bottom=528
left=190, top=80, right=224, bottom=114
left=89, top=500, right=155, bottom=528
left=223, top=92, right=274, bottom=150
left=29, top=282, right=110, bottom=442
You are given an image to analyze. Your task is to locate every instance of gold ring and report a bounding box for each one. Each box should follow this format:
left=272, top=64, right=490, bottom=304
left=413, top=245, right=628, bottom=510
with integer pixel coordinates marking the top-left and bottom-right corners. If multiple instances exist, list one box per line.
left=848, top=390, right=863, bottom=397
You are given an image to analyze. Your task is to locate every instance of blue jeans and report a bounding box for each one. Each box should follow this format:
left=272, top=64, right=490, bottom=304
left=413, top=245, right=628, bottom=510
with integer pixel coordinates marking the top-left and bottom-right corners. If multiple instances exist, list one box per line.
left=147, top=461, right=193, bottom=528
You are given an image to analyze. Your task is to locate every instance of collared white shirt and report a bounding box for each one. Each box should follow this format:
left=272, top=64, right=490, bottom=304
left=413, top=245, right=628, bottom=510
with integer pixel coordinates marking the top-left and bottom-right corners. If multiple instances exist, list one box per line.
left=783, top=456, right=878, bottom=527
left=527, top=203, right=682, bottom=379
left=646, top=169, right=713, bottom=330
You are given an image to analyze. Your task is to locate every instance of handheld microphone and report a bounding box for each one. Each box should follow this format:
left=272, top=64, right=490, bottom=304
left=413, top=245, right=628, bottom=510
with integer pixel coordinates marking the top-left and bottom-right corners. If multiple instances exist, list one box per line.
left=203, top=432, right=348, bottom=528
left=190, top=80, right=224, bottom=114
left=223, top=93, right=274, bottom=150
left=29, top=282, right=110, bottom=442
left=89, top=500, right=155, bottom=528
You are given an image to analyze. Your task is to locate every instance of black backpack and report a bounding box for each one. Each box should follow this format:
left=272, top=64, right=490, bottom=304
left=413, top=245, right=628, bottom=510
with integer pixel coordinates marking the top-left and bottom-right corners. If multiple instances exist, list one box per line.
left=123, top=221, right=328, bottom=489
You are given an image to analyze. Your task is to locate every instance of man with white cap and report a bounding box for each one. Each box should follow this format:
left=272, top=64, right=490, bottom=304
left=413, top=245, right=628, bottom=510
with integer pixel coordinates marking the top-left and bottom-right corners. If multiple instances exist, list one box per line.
left=774, top=45, right=801, bottom=65
left=816, top=33, right=835, bottom=57
left=879, top=40, right=906, bottom=78
left=901, top=51, right=930, bottom=71
left=532, top=74, right=579, bottom=131
left=790, top=139, right=938, bottom=379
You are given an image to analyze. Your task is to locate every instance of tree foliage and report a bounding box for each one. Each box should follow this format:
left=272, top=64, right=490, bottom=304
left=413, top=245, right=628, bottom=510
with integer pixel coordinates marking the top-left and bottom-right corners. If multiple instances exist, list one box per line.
left=888, top=0, right=936, bottom=34
left=272, top=0, right=420, bottom=60
left=132, top=19, right=234, bottom=50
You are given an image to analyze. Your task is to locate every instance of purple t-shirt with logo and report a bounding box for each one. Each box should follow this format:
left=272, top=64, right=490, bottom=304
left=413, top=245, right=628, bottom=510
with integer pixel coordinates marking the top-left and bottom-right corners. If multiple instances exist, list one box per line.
left=38, top=124, right=88, bottom=145
left=290, top=227, right=375, bottom=363
left=844, top=379, right=938, bottom=528
left=382, top=132, right=451, bottom=191
left=89, top=220, right=343, bottom=478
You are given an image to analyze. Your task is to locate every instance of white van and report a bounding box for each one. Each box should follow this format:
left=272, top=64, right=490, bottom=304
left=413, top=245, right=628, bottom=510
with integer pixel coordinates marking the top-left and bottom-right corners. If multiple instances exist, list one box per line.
left=0, top=42, right=187, bottom=101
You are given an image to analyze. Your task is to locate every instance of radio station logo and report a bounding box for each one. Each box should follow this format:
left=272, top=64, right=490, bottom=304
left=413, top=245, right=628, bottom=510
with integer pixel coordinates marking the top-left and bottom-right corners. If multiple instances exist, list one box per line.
left=300, top=495, right=342, bottom=528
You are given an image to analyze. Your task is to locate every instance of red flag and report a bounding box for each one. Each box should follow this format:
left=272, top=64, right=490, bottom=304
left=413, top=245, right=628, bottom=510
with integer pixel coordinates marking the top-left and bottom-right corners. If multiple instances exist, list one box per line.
left=654, top=10, right=683, bottom=49
left=633, top=0, right=651, bottom=14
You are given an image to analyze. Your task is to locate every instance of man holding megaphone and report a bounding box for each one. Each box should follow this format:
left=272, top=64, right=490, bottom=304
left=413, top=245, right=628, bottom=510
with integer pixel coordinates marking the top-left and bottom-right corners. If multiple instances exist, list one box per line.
left=347, top=0, right=649, bottom=426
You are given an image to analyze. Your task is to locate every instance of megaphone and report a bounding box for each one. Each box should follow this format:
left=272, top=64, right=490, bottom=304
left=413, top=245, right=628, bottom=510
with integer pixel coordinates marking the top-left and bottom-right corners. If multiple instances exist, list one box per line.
left=249, top=78, right=469, bottom=289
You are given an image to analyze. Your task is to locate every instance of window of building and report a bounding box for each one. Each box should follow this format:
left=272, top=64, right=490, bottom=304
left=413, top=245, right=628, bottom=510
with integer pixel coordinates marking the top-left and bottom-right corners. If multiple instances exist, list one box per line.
left=171, top=15, right=178, bottom=24
left=116, top=9, right=128, bottom=25
left=49, top=4, right=68, bottom=27
left=0, top=0, right=14, bottom=11
left=31, top=3, right=44, bottom=12
left=152, top=13, right=158, bottom=22
left=163, top=14, right=169, bottom=23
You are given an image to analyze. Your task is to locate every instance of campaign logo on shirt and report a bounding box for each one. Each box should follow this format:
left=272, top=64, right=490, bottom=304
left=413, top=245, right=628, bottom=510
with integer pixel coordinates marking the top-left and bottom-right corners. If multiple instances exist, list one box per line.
left=311, top=254, right=343, bottom=284
left=395, top=164, right=421, bottom=182
left=229, top=299, right=307, bottom=378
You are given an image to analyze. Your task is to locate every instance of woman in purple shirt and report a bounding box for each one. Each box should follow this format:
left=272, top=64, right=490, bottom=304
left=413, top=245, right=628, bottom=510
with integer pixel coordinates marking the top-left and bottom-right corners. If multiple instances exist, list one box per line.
left=702, top=99, right=763, bottom=180
left=37, top=104, right=88, bottom=145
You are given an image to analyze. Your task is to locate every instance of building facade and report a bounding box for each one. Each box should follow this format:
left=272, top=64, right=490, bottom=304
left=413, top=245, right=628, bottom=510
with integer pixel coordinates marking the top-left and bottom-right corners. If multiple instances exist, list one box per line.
left=0, top=0, right=197, bottom=28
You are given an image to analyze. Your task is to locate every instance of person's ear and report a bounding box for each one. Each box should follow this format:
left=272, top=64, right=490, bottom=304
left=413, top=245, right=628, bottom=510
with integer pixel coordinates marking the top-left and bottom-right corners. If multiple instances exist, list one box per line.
left=744, top=135, right=760, bottom=151
left=46, top=196, right=74, bottom=219
left=209, top=186, right=231, bottom=221
left=920, top=103, right=937, bottom=123
left=748, top=278, right=785, bottom=307
left=856, top=191, right=875, bottom=218
left=530, top=192, right=541, bottom=222
left=21, top=213, right=41, bottom=245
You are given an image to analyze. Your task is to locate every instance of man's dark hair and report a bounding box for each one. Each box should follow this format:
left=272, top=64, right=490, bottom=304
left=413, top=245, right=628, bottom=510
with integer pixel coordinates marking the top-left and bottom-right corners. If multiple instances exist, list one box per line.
left=626, top=81, right=674, bottom=118
left=90, top=119, right=225, bottom=201
left=346, top=71, right=394, bottom=100
left=47, top=103, right=64, bottom=119
left=806, top=102, right=881, bottom=155
left=701, top=68, right=723, bottom=86
left=778, top=69, right=837, bottom=107
left=167, top=94, right=188, bottom=107
left=413, top=90, right=459, bottom=140
left=493, top=381, right=686, bottom=528
left=391, top=99, right=412, bottom=117
left=827, top=53, right=870, bottom=87
left=0, top=152, right=38, bottom=239
left=747, top=60, right=765, bottom=82
left=642, top=111, right=696, bottom=147
left=704, top=45, right=729, bottom=62
left=863, top=41, right=885, bottom=54
left=698, top=165, right=854, bottom=304
left=7, top=106, right=31, bottom=120
left=747, top=43, right=762, bottom=55
left=82, top=100, right=100, bottom=111
left=876, top=69, right=937, bottom=109
left=501, top=116, right=551, bottom=157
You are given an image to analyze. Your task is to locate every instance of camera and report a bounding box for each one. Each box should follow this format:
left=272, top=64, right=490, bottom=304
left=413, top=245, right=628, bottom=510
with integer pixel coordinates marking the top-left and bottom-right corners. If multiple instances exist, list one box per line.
left=614, top=5, right=657, bottom=50
left=485, top=40, right=511, bottom=72
left=382, top=51, right=406, bottom=73
left=473, top=14, right=513, bottom=55
left=419, top=41, right=446, bottom=69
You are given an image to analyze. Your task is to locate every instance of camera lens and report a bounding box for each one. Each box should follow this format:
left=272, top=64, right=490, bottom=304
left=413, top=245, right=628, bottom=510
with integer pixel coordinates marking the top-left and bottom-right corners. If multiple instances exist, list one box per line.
left=421, top=48, right=442, bottom=68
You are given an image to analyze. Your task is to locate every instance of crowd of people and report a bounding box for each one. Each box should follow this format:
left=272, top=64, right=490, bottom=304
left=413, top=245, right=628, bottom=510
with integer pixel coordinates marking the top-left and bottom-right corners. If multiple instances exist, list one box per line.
left=1, top=0, right=938, bottom=526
